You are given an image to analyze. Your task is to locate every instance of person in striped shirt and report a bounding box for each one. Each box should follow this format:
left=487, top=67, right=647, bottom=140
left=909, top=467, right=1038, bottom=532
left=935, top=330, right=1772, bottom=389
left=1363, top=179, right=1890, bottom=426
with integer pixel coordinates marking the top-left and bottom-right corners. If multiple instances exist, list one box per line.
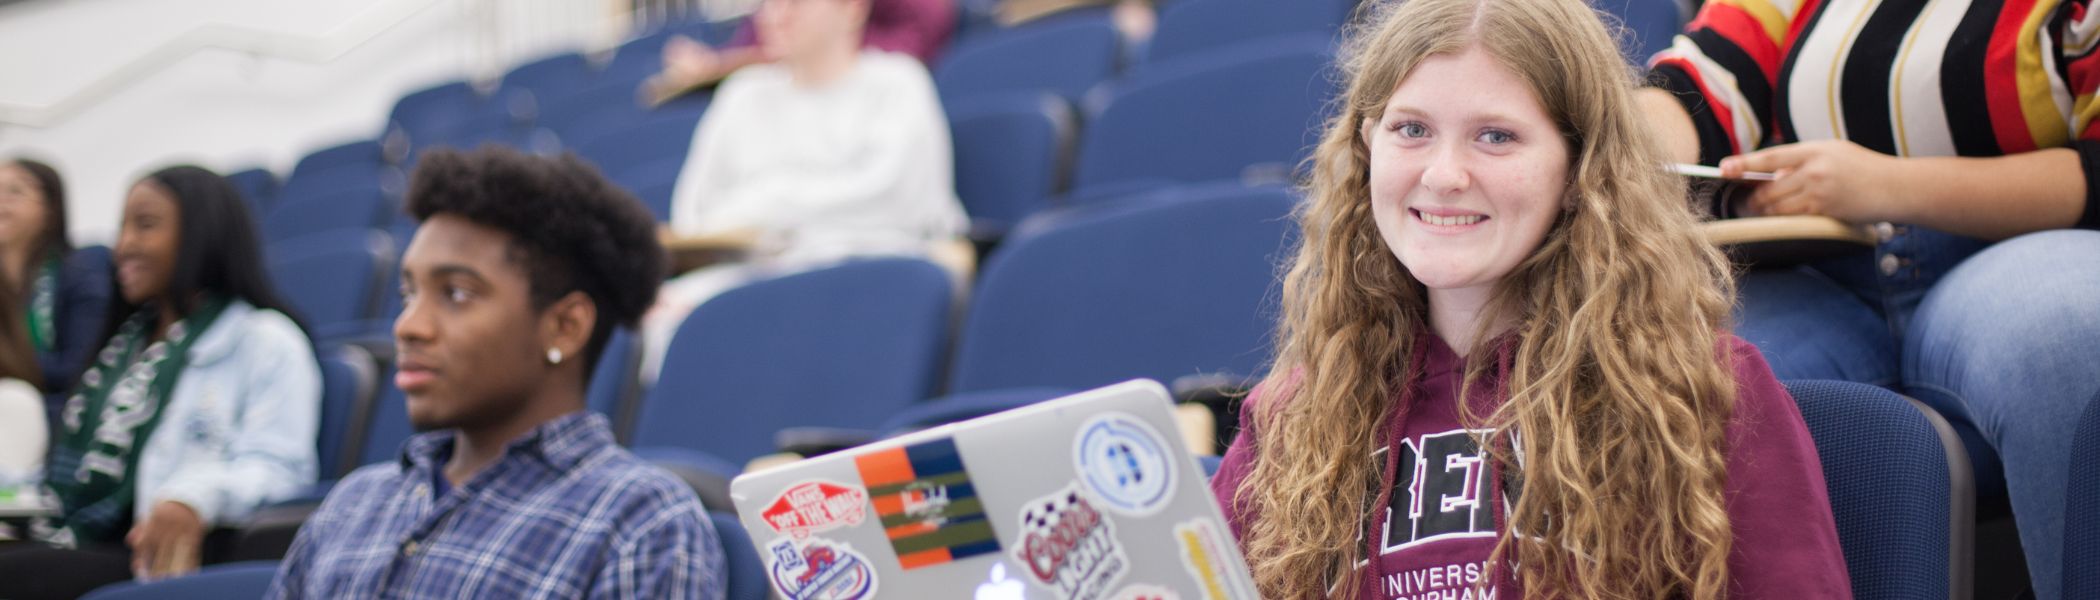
left=267, top=147, right=725, bottom=600
left=1640, top=1, right=2100, bottom=597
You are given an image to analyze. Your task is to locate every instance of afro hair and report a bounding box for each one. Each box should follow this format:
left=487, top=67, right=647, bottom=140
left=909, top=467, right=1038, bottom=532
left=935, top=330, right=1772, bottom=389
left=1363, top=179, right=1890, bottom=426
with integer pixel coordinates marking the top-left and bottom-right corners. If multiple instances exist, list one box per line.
left=404, top=146, right=664, bottom=369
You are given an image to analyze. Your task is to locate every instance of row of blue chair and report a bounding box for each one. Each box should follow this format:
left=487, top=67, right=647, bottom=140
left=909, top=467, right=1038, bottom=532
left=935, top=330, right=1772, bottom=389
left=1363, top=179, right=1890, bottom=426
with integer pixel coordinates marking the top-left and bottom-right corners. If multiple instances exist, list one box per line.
left=933, top=4, right=1342, bottom=236
left=239, top=19, right=1343, bottom=347
left=384, top=13, right=732, bottom=160
left=635, top=182, right=1293, bottom=471
left=236, top=0, right=1687, bottom=317
left=227, top=13, right=733, bottom=243
left=244, top=0, right=1685, bottom=246
left=269, top=0, right=1359, bottom=248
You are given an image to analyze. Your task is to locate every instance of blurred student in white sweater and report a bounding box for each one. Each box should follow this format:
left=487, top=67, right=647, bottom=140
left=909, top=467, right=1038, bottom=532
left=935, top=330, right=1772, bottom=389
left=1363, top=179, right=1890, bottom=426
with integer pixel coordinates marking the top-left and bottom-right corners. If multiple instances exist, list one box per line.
left=0, top=275, right=45, bottom=493
left=644, top=0, right=965, bottom=380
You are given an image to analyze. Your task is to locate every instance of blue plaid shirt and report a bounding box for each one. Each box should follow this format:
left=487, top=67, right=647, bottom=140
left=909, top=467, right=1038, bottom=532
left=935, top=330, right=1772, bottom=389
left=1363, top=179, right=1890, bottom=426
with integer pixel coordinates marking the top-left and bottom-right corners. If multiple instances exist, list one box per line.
left=267, top=412, right=725, bottom=599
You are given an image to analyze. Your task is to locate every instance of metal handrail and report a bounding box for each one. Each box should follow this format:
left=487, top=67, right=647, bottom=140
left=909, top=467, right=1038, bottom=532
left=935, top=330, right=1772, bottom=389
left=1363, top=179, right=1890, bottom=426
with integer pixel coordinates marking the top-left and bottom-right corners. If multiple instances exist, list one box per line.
left=0, top=0, right=449, bottom=129
left=0, top=0, right=739, bottom=130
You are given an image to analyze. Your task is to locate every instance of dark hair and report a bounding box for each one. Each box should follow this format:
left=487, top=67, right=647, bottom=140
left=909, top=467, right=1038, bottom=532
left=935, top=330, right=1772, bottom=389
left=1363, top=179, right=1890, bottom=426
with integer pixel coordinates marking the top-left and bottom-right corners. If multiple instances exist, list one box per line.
left=404, top=146, right=664, bottom=373
left=0, top=270, right=42, bottom=390
left=8, top=158, right=73, bottom=268
left=95, top=165, right=304, bottom=348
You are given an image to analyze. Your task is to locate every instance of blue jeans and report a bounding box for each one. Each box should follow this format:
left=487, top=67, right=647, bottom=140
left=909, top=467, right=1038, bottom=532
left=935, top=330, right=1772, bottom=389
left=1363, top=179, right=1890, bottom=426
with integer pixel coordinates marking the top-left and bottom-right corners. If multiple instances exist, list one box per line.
left=1735, top=228, right=2100, bottom=600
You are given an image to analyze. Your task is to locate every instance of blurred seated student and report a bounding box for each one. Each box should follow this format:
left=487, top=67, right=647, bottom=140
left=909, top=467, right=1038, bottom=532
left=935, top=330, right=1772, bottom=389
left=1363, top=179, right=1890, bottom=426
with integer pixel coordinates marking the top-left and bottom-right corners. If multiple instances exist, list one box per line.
left=267, top=147, right=725, bottom=599
left=1210, top=0, right=1849, bottom=598
left=0, top=158, right=115, bottom=418
left=0, top=273, right=48, bottom=495
left=0, top=166, right=320, bottom=600
left=642, top=0, right=966, bottom=379
left=1640, top=0, right=2100, bottom=594
left=643, top=0, right=954, bottom=101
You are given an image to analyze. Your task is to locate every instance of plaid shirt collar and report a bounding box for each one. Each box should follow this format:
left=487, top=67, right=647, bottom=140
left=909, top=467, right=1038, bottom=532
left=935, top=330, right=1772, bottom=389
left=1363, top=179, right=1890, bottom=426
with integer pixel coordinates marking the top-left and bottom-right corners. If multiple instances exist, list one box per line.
left=397, top=410, right=613, bottom=475
left=268, top=408, right=726, bottom=599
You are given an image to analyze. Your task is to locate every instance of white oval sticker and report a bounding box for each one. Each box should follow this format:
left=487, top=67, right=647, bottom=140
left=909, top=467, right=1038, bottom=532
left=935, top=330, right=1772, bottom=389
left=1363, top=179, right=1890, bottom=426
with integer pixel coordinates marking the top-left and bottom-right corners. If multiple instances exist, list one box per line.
left=1072, top=412, right=1178, bottom=517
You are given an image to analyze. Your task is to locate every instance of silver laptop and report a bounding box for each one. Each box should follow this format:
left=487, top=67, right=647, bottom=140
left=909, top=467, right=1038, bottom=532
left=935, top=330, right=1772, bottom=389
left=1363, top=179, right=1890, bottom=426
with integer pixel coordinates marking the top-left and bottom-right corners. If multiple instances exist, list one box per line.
left=729, top=379, right=1260, bottom=600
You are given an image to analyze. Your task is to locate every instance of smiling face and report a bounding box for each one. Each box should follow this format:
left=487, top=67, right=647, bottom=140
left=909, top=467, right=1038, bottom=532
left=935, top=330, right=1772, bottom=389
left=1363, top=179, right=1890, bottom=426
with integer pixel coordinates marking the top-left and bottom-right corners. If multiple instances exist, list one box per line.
left=1365, top=45, right=1569, bottom=299
left=114, top=180, right=182, bottom=306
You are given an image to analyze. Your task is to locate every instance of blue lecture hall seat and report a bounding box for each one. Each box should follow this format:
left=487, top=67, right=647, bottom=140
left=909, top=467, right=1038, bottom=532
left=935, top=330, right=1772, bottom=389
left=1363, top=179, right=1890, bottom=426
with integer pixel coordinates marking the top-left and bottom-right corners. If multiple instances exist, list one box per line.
left=1787, top=379, right=1974, bottom=600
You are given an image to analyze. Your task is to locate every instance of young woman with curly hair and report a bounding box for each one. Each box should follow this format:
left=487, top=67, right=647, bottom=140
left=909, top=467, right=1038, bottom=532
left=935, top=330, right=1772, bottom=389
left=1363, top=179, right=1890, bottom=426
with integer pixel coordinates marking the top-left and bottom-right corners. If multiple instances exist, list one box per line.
left=1209, top=0, right=1852, bottom=597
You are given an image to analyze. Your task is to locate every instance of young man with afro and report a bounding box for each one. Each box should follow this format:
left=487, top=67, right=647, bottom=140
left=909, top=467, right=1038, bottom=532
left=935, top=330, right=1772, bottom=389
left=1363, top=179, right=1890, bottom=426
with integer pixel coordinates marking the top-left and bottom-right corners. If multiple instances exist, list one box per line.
left=266, top=147, right=725, bottom=599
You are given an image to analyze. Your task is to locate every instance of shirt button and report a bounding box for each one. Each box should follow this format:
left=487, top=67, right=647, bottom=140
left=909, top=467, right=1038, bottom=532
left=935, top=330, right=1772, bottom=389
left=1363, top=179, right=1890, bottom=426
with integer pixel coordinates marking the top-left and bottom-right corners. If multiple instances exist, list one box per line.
left=403, top=539, right=421, bottom=556
left=414, top=484, right=429, bottom=498
left=1879, top=254, right=1902, bottom=276
left=1873, top=222, right=1896, bottom=243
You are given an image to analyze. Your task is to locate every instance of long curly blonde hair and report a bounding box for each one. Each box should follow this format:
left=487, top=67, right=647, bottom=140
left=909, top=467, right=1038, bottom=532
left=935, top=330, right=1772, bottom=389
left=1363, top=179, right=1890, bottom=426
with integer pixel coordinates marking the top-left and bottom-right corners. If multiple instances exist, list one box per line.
left=1232, top=0, right=1742, bottom=598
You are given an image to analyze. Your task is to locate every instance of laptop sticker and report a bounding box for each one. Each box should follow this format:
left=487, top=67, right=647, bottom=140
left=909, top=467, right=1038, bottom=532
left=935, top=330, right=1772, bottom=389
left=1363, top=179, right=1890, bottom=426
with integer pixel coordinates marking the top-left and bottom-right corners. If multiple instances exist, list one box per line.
left=1073, top=412, right=1178, bottom=517
left=1012, top=484, right=1130, bottom=600
left=854, top=437, right=1003, bottom=570
left=762, top=479, right=868, bottom=539
left=1112, top=584, right=1181, bottom=600
left=766, top=536, right=880, bottom=600
left=1174, top=519, right=1253, bottom=600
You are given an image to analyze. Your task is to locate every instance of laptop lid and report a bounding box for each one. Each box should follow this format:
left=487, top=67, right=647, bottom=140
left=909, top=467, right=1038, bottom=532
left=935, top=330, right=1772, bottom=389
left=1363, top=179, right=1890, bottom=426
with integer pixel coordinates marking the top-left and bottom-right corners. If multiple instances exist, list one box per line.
left=729, top=379, right=1258, bottom=600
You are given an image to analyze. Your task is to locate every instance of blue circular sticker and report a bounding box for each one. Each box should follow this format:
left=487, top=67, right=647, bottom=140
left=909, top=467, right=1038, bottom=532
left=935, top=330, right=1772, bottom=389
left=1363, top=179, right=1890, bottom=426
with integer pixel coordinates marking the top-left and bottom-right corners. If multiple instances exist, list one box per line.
left=1073, top=412, right=1177, bottom=517
left=766, top=537, right=878, bottom=600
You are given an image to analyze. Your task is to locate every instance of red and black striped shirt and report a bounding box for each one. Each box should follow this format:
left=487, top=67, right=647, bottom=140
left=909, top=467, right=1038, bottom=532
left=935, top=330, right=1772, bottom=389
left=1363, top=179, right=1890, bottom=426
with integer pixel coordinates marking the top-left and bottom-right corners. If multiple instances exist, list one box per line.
left=1648, top=0, right=2100, bottom=228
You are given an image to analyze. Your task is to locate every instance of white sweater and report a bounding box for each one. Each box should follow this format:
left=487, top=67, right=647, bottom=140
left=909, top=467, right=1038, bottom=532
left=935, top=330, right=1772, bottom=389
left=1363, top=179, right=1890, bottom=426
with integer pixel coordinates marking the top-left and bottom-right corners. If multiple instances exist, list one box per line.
left=670, top=51, right=966, bottom=266
left=0, top=378, right=43, bottom=485
left=134, top=300, right=318, bottom=526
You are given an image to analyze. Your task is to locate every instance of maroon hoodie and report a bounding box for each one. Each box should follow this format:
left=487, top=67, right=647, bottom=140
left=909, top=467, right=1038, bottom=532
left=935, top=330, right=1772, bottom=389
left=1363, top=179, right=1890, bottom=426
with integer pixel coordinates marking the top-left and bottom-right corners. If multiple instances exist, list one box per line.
left=1209, top=333, right=1853, bottom=599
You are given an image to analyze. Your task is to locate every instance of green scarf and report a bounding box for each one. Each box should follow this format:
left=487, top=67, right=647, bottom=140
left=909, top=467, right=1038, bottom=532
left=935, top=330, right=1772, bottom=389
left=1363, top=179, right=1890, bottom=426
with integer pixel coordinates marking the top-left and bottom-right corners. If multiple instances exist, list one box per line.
left=26, top=258, right=56, bottom=353
left=32, top=297, right=228, bottom=547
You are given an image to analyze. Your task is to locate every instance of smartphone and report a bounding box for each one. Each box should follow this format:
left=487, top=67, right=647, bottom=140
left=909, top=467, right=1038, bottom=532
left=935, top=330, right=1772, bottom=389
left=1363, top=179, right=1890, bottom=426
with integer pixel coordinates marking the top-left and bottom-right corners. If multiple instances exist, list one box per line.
left=1666, top=163, right=1773, bottom=219
left=1668, top=163, right=1778, bottom=181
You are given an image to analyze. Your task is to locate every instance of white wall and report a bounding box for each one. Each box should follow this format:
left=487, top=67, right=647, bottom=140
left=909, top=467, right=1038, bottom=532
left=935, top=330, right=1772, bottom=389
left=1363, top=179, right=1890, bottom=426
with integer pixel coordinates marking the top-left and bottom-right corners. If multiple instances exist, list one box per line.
left=0, top=0, right=612, bottom=245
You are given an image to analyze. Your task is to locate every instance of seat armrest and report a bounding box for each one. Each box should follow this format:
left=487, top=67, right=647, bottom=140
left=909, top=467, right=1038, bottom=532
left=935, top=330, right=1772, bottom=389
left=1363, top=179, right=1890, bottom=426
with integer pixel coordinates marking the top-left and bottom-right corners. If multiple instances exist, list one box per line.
left=774, top=427, right=882, bottom=458
left=634, top=446, right=742, bottom=514
left=1172, top=373, right=1259, bottom=453
left=226, top=500, right=324, bottom=562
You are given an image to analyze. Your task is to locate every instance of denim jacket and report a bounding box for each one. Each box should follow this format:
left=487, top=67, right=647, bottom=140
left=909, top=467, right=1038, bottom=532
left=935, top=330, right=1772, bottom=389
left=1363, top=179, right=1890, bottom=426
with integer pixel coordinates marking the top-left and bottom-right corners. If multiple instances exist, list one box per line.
left=133, top=300, right=320, bottom=526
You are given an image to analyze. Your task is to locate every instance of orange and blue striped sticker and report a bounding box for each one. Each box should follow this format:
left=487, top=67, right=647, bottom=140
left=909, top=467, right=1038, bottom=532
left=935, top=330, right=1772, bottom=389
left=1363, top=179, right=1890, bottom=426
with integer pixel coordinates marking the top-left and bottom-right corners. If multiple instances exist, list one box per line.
left=853, top=437, right=1002, bottom=570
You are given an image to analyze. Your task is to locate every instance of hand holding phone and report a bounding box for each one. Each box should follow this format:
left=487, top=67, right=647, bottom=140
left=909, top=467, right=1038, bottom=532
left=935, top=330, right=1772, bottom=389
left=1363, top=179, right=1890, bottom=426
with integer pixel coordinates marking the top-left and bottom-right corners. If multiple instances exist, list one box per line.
left=1667, top=163, right=1777, bottom=182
